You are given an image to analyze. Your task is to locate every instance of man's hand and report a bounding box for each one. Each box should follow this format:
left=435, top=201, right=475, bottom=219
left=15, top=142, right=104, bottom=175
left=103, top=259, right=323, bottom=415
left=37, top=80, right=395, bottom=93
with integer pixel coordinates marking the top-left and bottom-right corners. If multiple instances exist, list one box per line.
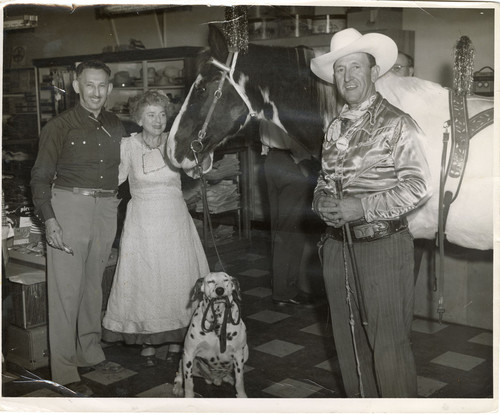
left=314, top=194, right=364, bottom=228
left=45, top=218, right=65, bottom=251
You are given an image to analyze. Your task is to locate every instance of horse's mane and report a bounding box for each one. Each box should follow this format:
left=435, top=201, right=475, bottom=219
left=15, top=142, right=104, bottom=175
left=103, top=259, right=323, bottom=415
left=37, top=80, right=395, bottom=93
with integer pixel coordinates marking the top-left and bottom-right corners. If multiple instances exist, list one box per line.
left=193, top=40, right=333, bottom=157
left=196, top=42, right=336, bottom=133
left=238, top=44, right=328, bottom=142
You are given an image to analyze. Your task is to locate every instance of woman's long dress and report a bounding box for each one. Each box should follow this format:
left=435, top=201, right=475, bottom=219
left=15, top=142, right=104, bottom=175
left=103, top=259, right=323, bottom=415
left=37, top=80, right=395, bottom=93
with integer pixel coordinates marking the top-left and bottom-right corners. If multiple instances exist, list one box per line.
left=102, top=133, right=209, bottom=344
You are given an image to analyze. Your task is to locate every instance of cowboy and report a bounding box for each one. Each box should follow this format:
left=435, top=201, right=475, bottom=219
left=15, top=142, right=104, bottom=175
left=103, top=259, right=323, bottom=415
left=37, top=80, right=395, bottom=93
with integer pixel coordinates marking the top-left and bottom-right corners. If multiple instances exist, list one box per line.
left=310, top=28, right=431, bottom=397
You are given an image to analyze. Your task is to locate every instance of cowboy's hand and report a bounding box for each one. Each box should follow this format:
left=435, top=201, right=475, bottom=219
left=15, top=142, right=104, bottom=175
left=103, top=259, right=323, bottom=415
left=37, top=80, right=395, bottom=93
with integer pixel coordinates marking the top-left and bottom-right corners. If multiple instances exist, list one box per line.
left=313, top=193, right=341, bottom=227
left=45, top=218, right=65, bottom=251
left=328, top=197, right=364, bottom=228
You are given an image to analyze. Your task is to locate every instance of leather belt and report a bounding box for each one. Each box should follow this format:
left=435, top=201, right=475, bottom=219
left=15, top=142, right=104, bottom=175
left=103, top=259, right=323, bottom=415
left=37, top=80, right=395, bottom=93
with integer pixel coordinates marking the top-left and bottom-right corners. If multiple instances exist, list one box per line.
left=54, top=185, right=117, bottom=198
left=324, top=218, right=407, bottom=243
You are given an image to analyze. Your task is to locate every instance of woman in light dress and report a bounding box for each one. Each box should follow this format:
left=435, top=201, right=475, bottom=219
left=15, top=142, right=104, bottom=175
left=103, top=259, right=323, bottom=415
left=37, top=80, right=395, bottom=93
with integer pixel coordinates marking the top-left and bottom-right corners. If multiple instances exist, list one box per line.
left=102, top=90, right=209, bottom=364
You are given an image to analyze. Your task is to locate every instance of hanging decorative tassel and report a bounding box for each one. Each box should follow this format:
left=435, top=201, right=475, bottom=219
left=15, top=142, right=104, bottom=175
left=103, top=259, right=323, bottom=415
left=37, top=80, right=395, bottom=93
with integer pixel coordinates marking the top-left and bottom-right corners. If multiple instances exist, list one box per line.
left=223, top=6, right=249, bottom=53
left=453, top=35, right=475, bottom=96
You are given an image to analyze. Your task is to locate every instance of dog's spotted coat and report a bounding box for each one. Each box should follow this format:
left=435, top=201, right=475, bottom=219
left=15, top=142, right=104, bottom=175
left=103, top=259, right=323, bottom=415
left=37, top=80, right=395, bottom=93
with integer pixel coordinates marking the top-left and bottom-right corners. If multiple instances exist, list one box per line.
left=173, top=272, right=248, bottom=398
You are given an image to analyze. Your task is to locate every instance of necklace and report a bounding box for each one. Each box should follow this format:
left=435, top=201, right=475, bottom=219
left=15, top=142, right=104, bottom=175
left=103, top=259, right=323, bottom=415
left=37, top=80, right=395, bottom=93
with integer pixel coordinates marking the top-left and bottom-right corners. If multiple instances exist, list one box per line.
left=141, top=133, right=167, bottom=174
left=142, top=133, right=164, bottom=150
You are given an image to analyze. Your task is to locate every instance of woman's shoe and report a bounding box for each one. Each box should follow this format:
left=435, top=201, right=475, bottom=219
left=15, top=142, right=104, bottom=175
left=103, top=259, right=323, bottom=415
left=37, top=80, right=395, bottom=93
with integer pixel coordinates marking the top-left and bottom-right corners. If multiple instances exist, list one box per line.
left=141, top=344, right=157, bottom=367
left=140, top=345, right=156, bottom=357
left=166, top=343, right=182, bottom=363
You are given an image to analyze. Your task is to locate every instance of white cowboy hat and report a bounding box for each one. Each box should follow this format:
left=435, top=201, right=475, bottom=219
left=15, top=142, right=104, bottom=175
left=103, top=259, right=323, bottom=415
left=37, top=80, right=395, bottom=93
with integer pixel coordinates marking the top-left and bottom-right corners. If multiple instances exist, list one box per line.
left=310, top=28, right=398, bottom=83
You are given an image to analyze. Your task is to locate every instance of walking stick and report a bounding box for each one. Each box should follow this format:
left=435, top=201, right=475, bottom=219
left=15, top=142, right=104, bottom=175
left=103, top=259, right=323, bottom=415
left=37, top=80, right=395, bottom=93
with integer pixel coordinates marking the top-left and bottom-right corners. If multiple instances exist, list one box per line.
left=334, top=178, right=368, bottom=326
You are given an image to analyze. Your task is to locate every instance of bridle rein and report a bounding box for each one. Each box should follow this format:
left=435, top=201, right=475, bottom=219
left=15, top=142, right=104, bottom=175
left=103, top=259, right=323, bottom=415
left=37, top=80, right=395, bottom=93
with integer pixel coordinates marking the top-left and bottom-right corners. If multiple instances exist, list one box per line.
left=188, top=52, right=257, bottom=267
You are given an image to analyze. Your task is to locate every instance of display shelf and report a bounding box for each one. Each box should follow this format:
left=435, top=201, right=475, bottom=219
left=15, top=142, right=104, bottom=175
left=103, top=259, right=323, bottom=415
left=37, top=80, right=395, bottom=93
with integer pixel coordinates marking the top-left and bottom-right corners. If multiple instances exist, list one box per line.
left=32, top=46, right=202, bottom=132
left=2, top=67, right=38, bottom=143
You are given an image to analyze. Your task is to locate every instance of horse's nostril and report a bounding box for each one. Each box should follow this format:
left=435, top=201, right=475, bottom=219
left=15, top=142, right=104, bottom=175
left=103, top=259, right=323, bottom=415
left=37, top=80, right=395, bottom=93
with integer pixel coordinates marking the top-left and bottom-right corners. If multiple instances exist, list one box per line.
left=215, top=287, right=224, bottom=296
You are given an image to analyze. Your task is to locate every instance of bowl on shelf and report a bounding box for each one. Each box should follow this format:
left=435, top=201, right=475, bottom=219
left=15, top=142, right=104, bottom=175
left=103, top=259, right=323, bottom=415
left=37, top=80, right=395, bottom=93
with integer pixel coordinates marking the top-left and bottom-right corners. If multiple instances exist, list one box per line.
left=113, top=71, right=133, bottom=87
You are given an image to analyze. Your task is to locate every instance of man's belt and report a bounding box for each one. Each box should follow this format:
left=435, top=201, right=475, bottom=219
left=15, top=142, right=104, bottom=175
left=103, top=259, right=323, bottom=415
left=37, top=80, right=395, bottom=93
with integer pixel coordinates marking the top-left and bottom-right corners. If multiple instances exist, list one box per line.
left=324, top=218, right=407, bottom=243
left=54, top=185, right=117, bottom=198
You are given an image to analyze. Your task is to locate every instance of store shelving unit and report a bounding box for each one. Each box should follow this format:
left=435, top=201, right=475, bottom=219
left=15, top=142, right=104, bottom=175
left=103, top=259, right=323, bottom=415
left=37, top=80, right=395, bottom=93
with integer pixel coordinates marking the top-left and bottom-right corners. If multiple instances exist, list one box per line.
left=32, top=46, right=202, bottom=133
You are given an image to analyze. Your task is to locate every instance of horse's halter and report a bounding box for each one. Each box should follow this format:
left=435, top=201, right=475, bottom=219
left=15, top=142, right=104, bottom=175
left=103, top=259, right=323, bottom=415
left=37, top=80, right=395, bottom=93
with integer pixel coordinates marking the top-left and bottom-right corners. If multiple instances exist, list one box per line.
left=190, top=51, right=257, bottom=165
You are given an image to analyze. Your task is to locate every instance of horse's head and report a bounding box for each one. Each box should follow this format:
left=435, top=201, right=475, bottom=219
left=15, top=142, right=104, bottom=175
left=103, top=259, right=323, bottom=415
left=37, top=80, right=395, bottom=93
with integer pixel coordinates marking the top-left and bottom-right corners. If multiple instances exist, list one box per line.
left=166, top=25, right=255, bottom=171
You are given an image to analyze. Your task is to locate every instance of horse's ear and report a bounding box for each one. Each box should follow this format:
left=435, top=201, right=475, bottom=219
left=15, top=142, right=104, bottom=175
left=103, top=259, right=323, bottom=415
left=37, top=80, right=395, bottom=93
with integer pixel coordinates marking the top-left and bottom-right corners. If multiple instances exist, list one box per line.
left=208, top=23, right=229, bottom=63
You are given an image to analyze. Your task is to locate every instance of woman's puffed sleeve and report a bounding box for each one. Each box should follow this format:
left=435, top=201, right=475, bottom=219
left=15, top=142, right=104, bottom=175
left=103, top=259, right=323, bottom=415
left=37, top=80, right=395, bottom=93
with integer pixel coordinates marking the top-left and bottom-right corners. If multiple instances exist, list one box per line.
left=118, top=136, right=132, bottom=185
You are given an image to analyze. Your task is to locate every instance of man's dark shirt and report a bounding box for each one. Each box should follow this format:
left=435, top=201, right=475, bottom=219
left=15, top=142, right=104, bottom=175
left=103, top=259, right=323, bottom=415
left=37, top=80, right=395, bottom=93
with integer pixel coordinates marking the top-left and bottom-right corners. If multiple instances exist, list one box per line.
left=31, top=102, right=126, bottom=221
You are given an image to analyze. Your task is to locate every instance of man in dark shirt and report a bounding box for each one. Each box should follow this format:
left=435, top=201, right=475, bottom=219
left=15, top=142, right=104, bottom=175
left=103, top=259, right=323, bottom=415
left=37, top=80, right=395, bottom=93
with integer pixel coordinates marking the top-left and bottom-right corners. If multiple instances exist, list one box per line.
left=31, top=60, right=126, bottom=396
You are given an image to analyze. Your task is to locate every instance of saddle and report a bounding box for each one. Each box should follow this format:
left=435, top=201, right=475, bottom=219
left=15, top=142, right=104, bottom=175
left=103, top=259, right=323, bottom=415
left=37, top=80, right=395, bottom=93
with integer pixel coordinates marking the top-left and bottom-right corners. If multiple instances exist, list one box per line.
left=436, top=91, right=493, bottom=321
left=439, top=92, right=494, bottom=231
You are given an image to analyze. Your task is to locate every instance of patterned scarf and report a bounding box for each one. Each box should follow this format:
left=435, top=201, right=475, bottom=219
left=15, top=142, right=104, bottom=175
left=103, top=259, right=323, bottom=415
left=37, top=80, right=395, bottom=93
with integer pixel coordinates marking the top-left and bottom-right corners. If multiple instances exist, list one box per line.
left=325, top=94, right=376, bottom=143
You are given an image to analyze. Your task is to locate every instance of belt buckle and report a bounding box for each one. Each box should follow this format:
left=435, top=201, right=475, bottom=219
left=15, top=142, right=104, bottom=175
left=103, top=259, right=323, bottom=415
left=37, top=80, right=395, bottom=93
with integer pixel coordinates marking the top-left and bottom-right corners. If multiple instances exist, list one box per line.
left=353, top=221, right=389, bottom=240
left=373, top=221, right=389, bottom=234
left=353, top=224, right=375, bottom=239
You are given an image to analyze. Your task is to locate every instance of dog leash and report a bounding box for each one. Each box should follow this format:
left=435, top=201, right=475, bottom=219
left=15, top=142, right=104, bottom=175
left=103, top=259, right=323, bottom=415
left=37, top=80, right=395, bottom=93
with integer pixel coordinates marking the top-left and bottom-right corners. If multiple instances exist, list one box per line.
left=201, top=297, right=242, bottom=353
left=195, top=164, right=227, bottom=272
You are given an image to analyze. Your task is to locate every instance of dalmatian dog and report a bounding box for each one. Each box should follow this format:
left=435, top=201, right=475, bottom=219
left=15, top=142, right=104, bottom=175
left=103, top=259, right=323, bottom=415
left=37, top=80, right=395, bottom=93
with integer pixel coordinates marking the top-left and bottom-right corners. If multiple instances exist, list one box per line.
left=173, top=272, right=248, bottom=398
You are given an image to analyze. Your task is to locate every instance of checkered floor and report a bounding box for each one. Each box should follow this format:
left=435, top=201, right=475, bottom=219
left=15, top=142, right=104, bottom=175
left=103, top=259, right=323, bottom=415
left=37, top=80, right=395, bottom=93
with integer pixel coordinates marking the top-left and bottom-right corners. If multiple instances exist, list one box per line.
left=2, top=230, right=494, bottom=400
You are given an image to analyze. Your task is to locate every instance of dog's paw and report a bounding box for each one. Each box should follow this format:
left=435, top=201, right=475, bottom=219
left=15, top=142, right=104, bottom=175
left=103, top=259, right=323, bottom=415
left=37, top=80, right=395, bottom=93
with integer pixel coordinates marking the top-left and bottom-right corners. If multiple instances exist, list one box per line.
left=172, top=381, right=184, bottom=397
left=223, top=374, right=235, bottom=385
left=236, top=391, right=248, bottom=398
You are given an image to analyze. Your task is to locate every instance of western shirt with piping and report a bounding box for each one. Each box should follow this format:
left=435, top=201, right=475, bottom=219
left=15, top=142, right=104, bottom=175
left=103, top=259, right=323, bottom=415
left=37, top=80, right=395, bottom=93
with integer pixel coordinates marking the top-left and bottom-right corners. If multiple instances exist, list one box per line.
left=30, top=103, right=126, bottom=221
left=314, top=92, right=431, bottom=222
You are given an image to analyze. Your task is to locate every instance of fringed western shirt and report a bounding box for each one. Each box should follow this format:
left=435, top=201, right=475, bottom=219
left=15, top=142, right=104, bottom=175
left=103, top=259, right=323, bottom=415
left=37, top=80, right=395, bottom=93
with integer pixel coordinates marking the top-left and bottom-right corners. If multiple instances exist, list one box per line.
left=315, top=92, right=431, bottom=222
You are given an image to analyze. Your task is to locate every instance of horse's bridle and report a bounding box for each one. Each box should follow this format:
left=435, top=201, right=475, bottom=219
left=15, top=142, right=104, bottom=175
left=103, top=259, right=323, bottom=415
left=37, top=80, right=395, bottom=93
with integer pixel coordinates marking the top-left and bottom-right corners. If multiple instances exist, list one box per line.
left=190, top=51, right=257, bottom=166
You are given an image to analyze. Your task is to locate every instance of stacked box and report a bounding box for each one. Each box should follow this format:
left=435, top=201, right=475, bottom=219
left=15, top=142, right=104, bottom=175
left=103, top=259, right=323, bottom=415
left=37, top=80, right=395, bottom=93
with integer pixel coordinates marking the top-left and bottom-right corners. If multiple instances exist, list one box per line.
left=6, top=324, right=49, bottom=370
left=8, top=268, right=47, bottom=329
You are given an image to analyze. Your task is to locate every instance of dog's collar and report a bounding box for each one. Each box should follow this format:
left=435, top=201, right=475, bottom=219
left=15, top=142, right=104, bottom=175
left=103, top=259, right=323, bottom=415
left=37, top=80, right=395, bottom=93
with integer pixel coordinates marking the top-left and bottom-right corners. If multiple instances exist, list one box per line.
left=201, top=296, right=242, bottom=353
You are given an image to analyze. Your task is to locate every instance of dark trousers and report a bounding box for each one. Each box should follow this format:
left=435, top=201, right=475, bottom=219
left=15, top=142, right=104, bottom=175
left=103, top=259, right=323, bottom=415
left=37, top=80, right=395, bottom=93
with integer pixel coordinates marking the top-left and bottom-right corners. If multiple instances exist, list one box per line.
left=264, top=149, right=318, bottom=301
left=321, top=230, right=417, bottom=398
left=47, top=188, right=119, bottom=385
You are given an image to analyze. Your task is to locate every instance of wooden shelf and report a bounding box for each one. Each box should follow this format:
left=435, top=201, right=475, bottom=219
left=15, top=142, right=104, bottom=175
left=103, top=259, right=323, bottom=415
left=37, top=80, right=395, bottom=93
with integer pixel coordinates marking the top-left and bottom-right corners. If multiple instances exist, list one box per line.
left=32, top=46, right=202, bottom=67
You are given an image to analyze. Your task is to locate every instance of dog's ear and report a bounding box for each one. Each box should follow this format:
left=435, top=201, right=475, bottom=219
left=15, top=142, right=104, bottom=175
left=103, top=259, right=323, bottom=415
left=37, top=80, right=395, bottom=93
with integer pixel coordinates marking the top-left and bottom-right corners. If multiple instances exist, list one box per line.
left=231, top=276, right=242, bottom=302
left=190, top=277, right=205, bottom=303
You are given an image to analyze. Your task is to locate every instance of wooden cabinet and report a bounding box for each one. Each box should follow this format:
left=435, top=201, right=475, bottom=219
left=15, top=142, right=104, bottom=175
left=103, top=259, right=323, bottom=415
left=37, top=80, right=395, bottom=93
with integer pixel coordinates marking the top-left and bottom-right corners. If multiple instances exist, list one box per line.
left=32, top=46, right=202, bottom=134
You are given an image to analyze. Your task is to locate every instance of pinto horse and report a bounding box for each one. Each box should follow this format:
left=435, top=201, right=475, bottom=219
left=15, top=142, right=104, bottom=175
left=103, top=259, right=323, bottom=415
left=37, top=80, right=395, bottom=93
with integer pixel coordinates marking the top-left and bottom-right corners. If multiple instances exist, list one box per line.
left=167, top=25, right=329, bottom=171
left=167, top=25, right=494, bottom=251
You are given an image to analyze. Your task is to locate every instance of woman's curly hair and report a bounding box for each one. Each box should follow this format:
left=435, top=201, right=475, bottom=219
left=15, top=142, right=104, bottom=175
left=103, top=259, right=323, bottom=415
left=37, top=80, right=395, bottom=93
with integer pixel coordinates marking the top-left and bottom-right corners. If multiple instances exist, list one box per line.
left=128, top=90, right=172, bottom=123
